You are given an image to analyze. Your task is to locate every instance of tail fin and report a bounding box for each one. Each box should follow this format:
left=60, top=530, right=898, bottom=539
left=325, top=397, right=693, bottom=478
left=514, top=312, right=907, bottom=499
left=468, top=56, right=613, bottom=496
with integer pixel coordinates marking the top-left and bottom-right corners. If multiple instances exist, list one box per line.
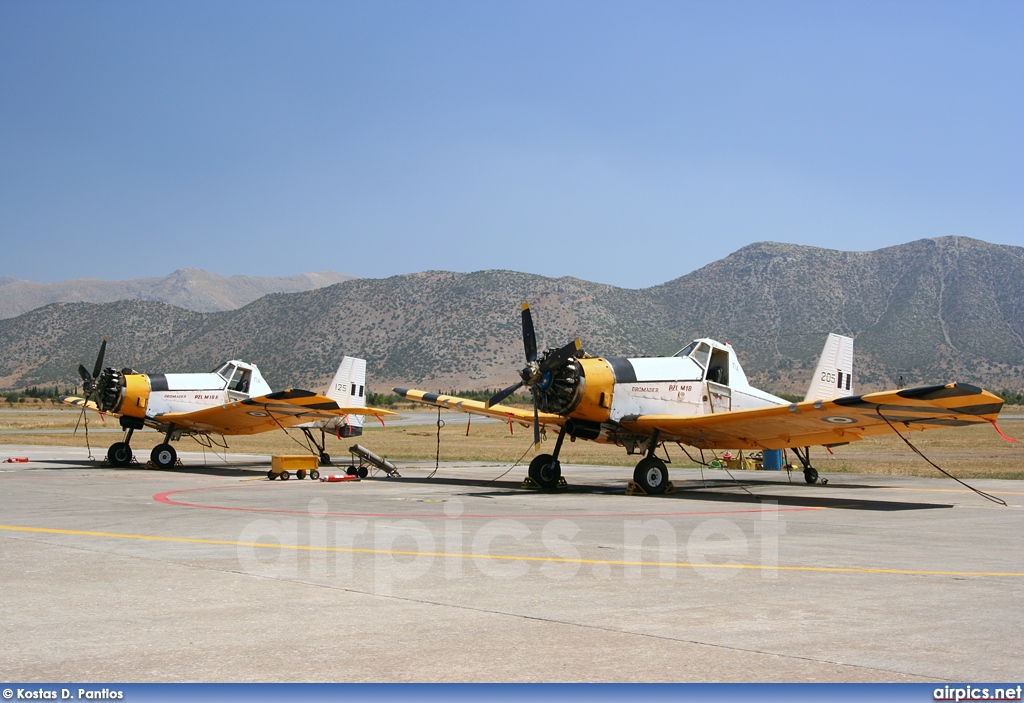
left=804, top=334, right=854, bottom=402
left=326, top=357, right=366, bottom=431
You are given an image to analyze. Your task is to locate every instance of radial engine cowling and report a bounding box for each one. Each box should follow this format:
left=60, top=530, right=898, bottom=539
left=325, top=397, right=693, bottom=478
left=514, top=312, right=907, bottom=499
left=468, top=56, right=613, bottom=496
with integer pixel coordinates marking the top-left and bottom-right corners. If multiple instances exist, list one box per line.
left=533, top=352, right=585, bottom=415
left=94, top=367, right=126, bottom=413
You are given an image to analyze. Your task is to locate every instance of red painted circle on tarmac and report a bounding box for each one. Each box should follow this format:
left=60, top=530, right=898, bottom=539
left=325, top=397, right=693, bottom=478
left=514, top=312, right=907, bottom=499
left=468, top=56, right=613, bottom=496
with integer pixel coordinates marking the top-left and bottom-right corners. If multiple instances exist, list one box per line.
left=152, top=484, right=821, bottom=519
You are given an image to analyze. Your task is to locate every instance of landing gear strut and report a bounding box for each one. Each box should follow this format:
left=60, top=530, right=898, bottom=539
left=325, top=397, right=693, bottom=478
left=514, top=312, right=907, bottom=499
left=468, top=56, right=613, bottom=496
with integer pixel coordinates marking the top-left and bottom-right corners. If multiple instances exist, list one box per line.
left=632, top=430, right=670, bottom=494
left=791, top=446, right=826, bottom=485
left=149, top=424, right=179, bottom=470
left=107, top=417, right=143, bottom=467
left=301, top=428, right=333, bottom=466
left=528, top=424, right=568, bottom=489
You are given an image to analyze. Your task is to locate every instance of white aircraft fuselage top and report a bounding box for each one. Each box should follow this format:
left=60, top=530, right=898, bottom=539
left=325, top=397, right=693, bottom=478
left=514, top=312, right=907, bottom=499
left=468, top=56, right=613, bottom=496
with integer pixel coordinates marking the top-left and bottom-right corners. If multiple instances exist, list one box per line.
left=144, top=360, right=272, bottom=417
left=605, top=338, right=787, bottom=422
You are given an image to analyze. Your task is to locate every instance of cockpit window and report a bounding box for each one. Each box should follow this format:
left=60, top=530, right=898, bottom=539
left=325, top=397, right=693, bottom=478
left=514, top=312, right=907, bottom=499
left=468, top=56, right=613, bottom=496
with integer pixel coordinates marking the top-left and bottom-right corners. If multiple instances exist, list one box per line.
left=674, top=341, right=698, bottom=358
left=215, top=363, right=236, bottom=381
left=691, top=342, right=712, bottom=369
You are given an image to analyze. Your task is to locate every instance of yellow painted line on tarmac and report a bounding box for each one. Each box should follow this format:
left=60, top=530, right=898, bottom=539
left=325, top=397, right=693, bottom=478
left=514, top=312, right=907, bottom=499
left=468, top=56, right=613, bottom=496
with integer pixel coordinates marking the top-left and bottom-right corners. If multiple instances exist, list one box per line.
left=4, top=523, right=1023, bottom=577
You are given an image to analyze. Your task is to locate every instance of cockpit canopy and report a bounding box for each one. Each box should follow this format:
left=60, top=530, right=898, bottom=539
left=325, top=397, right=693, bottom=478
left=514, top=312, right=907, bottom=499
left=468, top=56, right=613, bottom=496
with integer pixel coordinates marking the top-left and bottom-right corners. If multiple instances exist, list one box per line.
left=674, top=339, right=731, bottom=385
left=213, top=361, right=253, bottom=393
left=674, top=340, right=711, bottom=368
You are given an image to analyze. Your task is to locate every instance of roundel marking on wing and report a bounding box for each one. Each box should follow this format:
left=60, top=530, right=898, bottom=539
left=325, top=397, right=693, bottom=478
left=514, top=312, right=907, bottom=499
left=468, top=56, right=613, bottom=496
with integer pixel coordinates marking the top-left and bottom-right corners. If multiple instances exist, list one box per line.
left=246, top=411, right=269, bottom=417
left=821, top=416, right=857, bottom=425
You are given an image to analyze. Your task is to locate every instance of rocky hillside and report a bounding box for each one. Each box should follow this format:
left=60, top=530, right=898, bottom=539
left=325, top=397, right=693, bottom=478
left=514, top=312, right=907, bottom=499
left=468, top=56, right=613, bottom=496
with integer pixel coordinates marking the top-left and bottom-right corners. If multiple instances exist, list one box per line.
left=0, top=268, right=354, bottom=318
left=1, top=237, right=1021, bottom=396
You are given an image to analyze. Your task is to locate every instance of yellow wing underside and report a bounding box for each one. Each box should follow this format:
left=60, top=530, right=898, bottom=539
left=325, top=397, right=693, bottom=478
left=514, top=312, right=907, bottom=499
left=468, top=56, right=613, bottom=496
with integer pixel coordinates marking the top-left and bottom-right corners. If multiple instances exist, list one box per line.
left=396, top=383, right=1003, bottom=451
left=620, top=383, right=1004, bottom=450
left=63, top=390, right=396, bottom=436
left=394, top=389, right=565, bottom=429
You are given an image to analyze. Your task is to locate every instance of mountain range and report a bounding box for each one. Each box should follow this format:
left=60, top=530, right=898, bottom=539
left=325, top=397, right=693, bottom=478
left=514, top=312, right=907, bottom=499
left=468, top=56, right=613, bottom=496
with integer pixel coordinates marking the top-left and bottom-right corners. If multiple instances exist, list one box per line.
left=1, top=237, right=1021, bottom=396
left=0, top=268, right=354, bottom=318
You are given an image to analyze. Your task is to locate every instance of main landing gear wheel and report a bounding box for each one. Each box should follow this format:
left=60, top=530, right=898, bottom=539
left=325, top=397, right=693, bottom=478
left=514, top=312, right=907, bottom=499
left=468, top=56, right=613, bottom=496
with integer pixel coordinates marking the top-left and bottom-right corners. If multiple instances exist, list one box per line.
left=528, top=453, right=561, bottom=489
left=150, top=443, right=177, bottom=470
left=319, top=453, right=331, bottom=466
left=107, top=442, right=133, bottom=467
left=803, top=467, right=819, bottom=485
left=634, top=457, right=669, bottom=494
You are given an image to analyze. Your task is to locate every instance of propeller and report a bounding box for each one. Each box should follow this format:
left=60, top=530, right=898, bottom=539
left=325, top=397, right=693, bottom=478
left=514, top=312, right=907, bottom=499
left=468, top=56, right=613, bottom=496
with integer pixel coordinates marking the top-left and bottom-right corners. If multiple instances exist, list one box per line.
left=73, top=337, right=108, bottom=435
left=487, top=303, right=583, bottom=447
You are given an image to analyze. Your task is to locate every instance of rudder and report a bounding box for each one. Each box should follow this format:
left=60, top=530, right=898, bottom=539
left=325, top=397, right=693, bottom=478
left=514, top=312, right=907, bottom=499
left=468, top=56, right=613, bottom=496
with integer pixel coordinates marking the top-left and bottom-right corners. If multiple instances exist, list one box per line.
left=326, top=356, right=367, bottom=432
left=804, top=334, right=854, bottom=402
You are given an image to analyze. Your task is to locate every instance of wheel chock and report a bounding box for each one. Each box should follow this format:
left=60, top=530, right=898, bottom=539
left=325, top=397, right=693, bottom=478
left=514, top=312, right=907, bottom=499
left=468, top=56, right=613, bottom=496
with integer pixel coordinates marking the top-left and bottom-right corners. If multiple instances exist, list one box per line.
left=626, top=480, right=675, bottom=496
left=520, top=476, right=568, bottom=490
left=625, top=481, right=646, bottom=495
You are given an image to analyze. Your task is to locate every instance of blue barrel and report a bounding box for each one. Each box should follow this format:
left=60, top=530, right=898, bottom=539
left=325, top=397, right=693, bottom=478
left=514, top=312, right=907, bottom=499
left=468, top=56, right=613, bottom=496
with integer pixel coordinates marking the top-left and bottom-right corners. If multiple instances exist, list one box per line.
left=762, top=449, right=783, bottom=471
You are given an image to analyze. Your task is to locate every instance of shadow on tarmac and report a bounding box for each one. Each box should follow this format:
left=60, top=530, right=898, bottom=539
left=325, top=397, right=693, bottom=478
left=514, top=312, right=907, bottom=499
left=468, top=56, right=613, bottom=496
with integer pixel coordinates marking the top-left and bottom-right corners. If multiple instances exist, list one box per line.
left=17, top=458, right=953, bottom=511
left=359, top=474, right=955, bottom=512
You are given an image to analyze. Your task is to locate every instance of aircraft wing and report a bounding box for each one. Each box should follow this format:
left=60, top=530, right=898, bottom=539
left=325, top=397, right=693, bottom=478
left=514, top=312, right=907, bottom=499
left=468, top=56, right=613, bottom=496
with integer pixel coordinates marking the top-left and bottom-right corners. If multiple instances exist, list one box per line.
left=154, top=389, right=396, bottom=436
left=394, top=388, right=566, bottom=429
left=619, top=383, right=1005, bottom=451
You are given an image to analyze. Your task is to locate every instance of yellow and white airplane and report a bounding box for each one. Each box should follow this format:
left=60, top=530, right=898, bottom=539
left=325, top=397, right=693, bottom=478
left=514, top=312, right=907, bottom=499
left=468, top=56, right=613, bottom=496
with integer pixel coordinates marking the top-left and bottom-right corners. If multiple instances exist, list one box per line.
left=395, top=303, right=1008, bottom=492
left=62, top=339, right=395, bottom=470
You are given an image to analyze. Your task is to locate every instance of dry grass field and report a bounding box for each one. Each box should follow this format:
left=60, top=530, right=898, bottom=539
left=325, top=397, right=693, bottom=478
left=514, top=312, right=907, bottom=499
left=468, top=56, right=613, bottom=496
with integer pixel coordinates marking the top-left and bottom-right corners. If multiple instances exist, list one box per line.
left=2, top=400, right=1021, bottom=479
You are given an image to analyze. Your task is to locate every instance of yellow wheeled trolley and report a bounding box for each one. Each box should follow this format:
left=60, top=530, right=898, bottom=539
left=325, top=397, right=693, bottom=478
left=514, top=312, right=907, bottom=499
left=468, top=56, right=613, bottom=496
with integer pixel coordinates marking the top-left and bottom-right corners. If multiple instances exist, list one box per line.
left=268, top=455, right=320, bottom=481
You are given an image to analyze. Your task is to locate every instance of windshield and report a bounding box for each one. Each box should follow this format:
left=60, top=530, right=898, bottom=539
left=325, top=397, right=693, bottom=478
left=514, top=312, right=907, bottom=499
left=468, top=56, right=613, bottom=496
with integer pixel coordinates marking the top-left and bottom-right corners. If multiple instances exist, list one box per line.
left=674, top=341, right=698, bottom=358
left=690, top=342, right=711, bottom=369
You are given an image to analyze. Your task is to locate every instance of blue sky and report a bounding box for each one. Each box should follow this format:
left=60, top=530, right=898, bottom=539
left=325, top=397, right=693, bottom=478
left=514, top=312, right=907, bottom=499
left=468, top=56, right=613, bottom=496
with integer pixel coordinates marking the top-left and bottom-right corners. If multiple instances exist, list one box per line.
left=1, top=0, right=1020, bottom=288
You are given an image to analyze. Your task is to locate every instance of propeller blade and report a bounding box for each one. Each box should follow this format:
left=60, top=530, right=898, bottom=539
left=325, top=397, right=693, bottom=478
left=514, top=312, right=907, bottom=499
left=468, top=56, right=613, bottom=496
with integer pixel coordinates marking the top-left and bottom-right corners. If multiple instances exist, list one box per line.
left=532, top=390, right=541, bottom=448
left=521, top=302, right=537, bottom=363
left=78, top=363, right=92, bottom=383
left=91, top=336, right=108, bottom=380
left=538, top=338, right=582, bottom=374
left=487, top=380, right=524, bottom=408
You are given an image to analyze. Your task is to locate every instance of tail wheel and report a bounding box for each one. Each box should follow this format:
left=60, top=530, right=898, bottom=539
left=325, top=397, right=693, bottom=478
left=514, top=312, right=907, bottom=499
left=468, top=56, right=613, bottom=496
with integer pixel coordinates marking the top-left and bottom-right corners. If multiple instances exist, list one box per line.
left=107, top=442, right=133, bottom=467
left=150, top=443, right=177, bottom=470
left=528, top=454, right=561, bottom=489
left=634, top=457, right=668, bottom=494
